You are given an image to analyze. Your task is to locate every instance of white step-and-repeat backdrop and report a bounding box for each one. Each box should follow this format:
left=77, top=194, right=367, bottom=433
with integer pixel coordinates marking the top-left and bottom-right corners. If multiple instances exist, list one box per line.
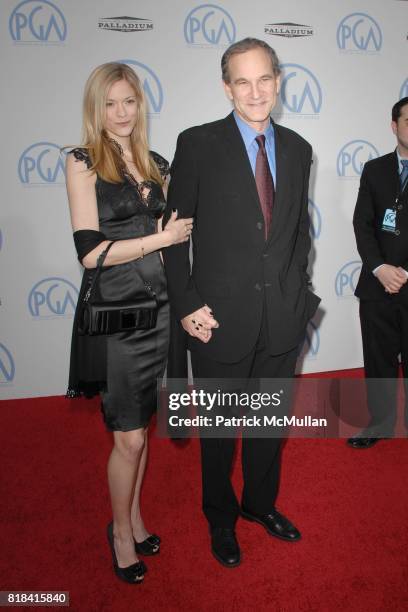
left=1, top=0, right=407, bottom=399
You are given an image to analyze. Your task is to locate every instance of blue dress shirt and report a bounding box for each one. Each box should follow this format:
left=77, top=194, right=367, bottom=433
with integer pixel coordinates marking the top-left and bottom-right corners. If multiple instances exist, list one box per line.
left=233, top=111, right=277, bottom=186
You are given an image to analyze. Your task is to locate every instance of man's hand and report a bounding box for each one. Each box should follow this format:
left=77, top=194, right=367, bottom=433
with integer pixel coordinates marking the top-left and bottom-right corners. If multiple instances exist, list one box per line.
left=375, top=264, right=408, bottom=294
left=181, top=305, right=219, bottom=343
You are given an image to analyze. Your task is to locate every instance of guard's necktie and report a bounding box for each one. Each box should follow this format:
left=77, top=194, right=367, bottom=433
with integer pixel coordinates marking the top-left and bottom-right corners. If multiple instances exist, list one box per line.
left=255, top=135, right=274, bottom=240
left=400, top=159, right=408, bottom=191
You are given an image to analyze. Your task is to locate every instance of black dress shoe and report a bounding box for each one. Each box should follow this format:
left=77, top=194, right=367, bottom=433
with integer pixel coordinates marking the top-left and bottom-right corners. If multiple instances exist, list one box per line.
left=210, top=528, right=241, bottom=568
left=347, top=437, right=383, bottom=449
left=240, top=507, right=301, bottom=541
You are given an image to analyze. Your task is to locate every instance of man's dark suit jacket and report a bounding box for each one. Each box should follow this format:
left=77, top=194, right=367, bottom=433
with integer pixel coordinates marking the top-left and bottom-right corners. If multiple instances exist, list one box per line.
left=163, top=112, right=320, bottom=364
left=354, top=151, right=408, bottom=302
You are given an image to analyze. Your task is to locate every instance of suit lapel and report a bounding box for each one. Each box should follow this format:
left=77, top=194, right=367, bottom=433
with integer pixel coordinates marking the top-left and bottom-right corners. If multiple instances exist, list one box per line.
left=215, top=113, right=262, bottom=216
left=376, top=152, right=401, bottom=202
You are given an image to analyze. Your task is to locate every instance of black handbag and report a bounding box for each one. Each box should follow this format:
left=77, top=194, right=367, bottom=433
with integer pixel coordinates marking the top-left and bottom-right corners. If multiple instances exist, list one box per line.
left=78, top=241, right=158, bottom=335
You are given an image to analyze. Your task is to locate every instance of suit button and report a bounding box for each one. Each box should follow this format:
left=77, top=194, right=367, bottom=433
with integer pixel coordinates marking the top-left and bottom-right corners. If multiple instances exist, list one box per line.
left=262, top=253, right=269, bottom=258
left=254, top=283, right=262, bottom=291
left=395, top=230, right=400, bottom=236
left=256, top=222, right=263, bottom=230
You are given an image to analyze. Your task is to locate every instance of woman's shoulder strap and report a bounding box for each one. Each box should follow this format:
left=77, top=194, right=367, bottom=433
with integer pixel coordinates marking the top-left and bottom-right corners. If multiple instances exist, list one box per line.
left=69, top=147, right=92, bottom=170
left=150, top=151, right=170, bottom=179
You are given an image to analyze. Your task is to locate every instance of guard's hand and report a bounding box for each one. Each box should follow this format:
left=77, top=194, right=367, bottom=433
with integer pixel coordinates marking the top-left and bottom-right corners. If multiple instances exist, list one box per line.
left=375, top=264, right=407, bottom=294
left=181, top=305, right=219, bottom=343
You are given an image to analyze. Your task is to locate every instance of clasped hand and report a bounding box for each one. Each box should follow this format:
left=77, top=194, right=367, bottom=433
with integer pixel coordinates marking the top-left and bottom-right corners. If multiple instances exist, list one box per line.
left=376, top=264, right=408, bottom=294
left=181, top=305, right=219, bottom=343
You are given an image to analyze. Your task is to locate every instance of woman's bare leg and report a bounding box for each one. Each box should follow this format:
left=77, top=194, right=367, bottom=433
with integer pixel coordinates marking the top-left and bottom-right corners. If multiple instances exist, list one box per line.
left=130, top=430, right=154, bottom=543
left=108, top=428, right=145, bottom=567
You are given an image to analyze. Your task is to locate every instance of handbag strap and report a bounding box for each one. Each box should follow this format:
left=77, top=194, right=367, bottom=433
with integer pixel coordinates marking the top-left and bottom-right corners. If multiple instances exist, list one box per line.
left=83, top=240, right=156, bottom=303
left=83, top=241, right=116, bottom=303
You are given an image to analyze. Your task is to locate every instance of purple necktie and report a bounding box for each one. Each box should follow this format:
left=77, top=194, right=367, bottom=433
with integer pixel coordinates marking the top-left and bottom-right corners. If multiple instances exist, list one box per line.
left=255, top=135, right=274, bottom=240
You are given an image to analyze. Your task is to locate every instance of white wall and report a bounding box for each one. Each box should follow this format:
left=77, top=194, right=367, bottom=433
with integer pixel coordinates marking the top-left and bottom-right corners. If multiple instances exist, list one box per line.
left=1, top=0, right=407, bottom=398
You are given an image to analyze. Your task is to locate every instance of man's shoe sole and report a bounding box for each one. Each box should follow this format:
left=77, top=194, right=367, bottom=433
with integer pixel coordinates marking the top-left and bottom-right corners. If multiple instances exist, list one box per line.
left=347, top=438, right=384, bottom=449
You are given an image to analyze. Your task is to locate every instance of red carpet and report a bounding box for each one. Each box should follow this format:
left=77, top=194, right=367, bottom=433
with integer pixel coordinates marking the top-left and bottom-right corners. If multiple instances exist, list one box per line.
left=0, top=385, right=407, bottom=611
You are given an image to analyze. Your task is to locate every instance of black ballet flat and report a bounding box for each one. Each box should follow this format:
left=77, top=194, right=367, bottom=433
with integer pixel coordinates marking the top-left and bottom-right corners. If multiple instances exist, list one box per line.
left=107, top=522, right=147, bottom=584
left=134, top=534, right=161, bottom=556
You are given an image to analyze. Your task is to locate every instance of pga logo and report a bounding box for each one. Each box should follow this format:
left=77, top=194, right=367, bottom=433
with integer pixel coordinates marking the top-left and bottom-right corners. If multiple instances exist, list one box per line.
left=384, top=210, right=396, bottom=226
left=28, top=277, right=78, bottom=318
left=118, top=60, right=163, bottom=114
left=308, top=199, right=322, bottom=240
left=337, top=140, right=379, bottom=178
left=0, top=343, right=15, bottom=384
left=400, top=78, right=408, bottom=100
left=335, top=261, right=362, bottom=298
left=184, top=4, right=236, bottom=46
left=18, top=142, right=66, bottom=186
left=337, top=13, right=382, bottom=52
left=280, top=64, right=322, bottom=115
left=9, top=0, right=67, bottom=44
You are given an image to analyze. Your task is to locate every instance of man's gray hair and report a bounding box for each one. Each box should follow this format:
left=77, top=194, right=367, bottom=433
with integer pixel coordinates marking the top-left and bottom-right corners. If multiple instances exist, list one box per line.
left=221, top=37, right=281, bottom=83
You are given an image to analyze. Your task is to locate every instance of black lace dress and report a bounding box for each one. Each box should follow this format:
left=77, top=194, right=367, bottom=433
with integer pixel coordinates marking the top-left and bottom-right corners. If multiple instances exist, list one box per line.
left=67, top=148, right=169, bottom=431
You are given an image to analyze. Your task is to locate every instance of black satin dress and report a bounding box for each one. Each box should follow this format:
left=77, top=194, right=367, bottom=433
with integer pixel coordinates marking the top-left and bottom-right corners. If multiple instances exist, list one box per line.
left=68, top=149, right=169, bottom=431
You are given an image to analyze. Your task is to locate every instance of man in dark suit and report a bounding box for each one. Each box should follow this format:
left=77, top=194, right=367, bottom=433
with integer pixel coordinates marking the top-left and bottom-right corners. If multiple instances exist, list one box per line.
left=349, top=97, right=408, bottom=449
left=163, top=38, right=320, bottom=567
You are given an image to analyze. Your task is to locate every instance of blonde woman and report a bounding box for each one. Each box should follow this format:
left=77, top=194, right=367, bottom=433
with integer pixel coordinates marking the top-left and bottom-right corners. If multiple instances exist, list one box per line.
left=66, top=62, right=192, bottom=584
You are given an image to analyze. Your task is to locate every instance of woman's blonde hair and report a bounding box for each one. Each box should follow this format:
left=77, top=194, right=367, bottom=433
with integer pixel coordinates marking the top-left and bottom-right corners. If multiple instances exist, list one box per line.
left=81, top=62, right=162, bottom=185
